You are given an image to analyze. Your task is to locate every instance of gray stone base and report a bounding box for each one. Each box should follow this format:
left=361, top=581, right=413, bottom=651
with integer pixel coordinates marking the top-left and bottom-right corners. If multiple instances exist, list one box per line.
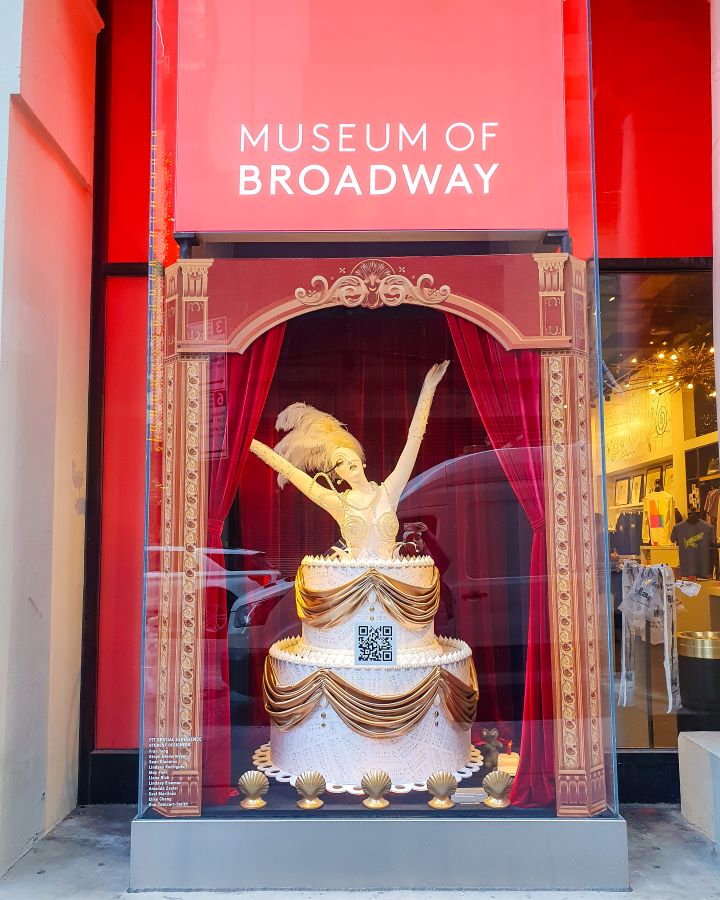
left=129, top=814, right=629, bottom=892
left=679, top=731, right=720, bottom=843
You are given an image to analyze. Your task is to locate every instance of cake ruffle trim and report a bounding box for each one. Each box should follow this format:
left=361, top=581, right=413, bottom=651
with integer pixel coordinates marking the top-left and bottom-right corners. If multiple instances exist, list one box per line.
left=269, top=634, right=472, bottom=670
left=296, top=564, right=440, bottom=630
left=263, top=653, right=479, bottom=738
left=301, top=554, right=434, bottom=568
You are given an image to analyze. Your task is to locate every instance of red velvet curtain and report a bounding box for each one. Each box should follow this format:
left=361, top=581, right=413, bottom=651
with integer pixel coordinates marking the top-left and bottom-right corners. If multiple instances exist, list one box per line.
left=446, top=314, right=555, bottom=808
left=203, top=325, right=285, bottom=806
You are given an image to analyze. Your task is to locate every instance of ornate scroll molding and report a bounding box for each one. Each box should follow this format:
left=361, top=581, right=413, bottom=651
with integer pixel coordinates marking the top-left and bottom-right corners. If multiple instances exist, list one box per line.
left=539, top=254, right=606, bottom=817
left=576, top=357, right=604, bottom=788
left=542, top=350, right=606, bottom=817
left=534, top=252, right=569, bottom=341
left=543, top=354, right=579, bottom=772
left=165, top=259, right=215, bottom=354
left=569, top=256, right=588, bottom=352
left=152, top=357, right=209, bottom=817
left=295, top=258, right=450, bottom=309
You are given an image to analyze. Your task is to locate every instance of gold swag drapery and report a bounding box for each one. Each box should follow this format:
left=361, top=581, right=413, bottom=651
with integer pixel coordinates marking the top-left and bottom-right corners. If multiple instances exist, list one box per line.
left=263, top=656, right=478, bottom=739
left=295, top=566, right=440, bottom=629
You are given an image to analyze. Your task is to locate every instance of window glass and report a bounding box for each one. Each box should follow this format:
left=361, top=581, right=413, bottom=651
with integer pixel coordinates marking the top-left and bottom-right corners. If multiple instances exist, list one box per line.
left=601, top=269, right=716, bottom=750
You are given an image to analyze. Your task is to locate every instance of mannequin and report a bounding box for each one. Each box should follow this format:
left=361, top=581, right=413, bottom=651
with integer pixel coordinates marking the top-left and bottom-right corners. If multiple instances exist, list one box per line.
left=642, top=478, right=675, bottom=546
left=250, top=361, right=449, bottom=559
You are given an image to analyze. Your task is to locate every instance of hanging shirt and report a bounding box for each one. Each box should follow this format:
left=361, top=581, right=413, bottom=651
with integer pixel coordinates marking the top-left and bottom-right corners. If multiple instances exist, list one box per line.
left=642, top=490, right=675, bottom=546
left=613, top=511, right=642, bottom=557
left=704, top=488, right=720, bottom=526
left=625, top=510, right=642, bottom=556
left=618, top=562, right=679, bottom=714
left=670, top=518, right=715, bottom=578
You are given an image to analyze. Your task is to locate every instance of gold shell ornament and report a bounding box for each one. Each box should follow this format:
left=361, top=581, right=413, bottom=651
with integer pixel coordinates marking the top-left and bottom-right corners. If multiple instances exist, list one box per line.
left=361, top=770, right=392, bottom=809
left=482, top=770, right=514, bottom=809
left=426, top=771, right=458, bottom=809
left=295, top=771, right=326, bottom=809
left=238, top=770, right=269, bottom=809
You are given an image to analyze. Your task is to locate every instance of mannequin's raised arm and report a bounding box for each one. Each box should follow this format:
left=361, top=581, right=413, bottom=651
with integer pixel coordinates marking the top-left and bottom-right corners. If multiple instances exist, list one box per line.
left=250, top=439, right=341, bottom=516
left=384, top=361, right=449, bottom=504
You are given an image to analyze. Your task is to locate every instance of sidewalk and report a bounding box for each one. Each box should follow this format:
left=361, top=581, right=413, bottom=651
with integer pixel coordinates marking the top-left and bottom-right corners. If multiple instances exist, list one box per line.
left=0, top=805, right=718, bottom=899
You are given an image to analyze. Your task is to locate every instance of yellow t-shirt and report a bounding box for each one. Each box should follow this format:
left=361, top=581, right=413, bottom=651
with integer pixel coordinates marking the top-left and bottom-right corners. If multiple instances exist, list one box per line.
left=642, top=490, right=675, bottom=546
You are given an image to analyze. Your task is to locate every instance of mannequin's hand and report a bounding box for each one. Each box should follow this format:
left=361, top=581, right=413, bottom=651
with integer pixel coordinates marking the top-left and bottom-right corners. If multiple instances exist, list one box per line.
left=423, top=360, right=450, bottom=389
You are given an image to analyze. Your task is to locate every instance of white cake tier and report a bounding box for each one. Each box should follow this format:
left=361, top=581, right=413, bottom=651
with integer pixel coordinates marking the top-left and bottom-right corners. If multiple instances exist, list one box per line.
left=270, top=634, right=470, bottom=669
left=267, top=636, right=476, bottom=785
left=299, top=554, right=438, bottom=652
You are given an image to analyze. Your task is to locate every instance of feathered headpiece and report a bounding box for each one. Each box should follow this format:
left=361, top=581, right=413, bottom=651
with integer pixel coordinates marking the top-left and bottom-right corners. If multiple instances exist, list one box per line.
left=273, top=402, right=365, bottom=487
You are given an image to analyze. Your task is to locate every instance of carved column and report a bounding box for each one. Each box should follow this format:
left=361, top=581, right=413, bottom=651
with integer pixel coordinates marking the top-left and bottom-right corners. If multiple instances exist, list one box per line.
left=537, top=255, right=607, bottom=817
left=149, top=259, right=212, bottom=817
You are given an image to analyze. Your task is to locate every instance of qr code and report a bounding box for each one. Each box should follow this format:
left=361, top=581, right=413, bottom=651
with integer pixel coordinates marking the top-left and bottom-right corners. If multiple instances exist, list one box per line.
left=355, top=623, right=396, bottom=665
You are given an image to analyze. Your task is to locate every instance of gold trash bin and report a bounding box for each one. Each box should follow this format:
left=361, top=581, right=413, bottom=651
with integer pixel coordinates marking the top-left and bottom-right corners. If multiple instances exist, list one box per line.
left=677, top=631, right=720, bottom=712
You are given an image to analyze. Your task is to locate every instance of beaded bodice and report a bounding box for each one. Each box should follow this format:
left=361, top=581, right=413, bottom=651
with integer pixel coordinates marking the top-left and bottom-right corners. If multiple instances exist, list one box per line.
left=249, top=363, right=447, bottom=563
left=339, top=483, right=400, bottom=559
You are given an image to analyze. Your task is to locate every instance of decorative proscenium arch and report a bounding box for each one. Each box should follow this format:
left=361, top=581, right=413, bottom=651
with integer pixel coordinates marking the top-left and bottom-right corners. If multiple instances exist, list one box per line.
left=164, top=255, right=574, bottom=355
left=151, top=252, right=606, bottom=819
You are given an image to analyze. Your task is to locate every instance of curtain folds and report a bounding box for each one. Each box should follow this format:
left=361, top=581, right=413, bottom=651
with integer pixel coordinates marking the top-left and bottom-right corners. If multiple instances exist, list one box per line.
left=202, top=325, right=285, bottom=806
left=446, top=315, right=554, bottom=808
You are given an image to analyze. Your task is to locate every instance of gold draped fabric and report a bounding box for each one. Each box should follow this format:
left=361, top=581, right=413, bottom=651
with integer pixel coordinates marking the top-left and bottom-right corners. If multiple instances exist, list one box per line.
left=295, top=566, right=440, bottom=630
left=263, top=656, right=478, bottom=739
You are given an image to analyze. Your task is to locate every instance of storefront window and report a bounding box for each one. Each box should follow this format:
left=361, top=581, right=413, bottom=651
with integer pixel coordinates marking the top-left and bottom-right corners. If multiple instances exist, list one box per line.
left=600, top=269, right=716, bottom=749
left=132, top=0, right=627, bottom=891
left=137, top=251, right=618, bottom=821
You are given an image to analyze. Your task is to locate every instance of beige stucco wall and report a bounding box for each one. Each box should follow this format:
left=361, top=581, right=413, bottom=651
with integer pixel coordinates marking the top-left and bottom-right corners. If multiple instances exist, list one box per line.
left=0, top=0, right=102, bottom=875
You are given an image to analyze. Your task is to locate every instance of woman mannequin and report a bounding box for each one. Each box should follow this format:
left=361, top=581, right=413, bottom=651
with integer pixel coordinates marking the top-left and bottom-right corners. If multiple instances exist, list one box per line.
left=250, top=361, right=449, bottom=559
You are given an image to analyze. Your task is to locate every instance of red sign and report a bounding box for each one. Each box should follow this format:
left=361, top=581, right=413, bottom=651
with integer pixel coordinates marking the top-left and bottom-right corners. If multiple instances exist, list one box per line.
left=175, top=0, right=568, bottom=234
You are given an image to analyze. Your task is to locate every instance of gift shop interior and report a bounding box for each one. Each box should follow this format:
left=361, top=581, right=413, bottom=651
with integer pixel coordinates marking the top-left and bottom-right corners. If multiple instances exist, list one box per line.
left=601, top=267, right=720, bottom=753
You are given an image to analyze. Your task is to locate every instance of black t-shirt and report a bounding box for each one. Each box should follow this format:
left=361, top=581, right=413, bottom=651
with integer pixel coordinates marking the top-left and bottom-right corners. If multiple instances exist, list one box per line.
left=670, top=518, right=715, bottom=578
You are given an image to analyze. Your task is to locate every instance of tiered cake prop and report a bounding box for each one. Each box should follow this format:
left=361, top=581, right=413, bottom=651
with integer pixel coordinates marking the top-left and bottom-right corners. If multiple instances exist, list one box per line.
left=256, top=553, right=479, bottom=789
left=250, top=362, right=480, bottom=792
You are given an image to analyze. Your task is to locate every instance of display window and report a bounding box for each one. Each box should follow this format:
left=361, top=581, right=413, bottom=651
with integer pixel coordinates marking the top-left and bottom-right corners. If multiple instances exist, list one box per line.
left=137, top=251, right=617, bottom=821
left=134, top=2, right=623, bottom=890
left=600, top=269, right=719, bottom=750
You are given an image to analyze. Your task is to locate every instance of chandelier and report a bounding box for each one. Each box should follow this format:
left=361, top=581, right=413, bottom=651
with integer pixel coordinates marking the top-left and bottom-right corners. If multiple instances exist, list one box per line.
left=615, top=339, right=716, bottom=398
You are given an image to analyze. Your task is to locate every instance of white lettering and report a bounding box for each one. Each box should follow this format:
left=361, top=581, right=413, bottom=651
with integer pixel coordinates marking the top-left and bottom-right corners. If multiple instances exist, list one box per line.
left=445, top=122, right=475, bottom=152
left=240, top=125, right=268, bottom=152
left=334, top=165, right=362, bottom=195
left=311, top=123, right=331, bottom=152
left=366, top=123, right=390, bottom=153
left=369, top=164, right=397, bottom=195
left=399, top=123, right=427, bottom=151
left=278, top=124, right=303, bottom=152
left=270, top=165, right=293, bottom=194
left=444, top=163, right=473, bottom=194
left=473, top=162, right=499, bottom=193
left=481, top=122, right=498, bottom=151
left=298, top=164, right=330, bottom=195
left=239, top=165, right=262, bottom=194
left=401, top=163, right=443, bottom=195
left=338, top=124, right=356, bottom=151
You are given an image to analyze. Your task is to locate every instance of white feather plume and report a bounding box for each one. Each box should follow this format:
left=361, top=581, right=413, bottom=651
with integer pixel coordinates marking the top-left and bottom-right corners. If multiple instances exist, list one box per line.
left=272, top=402, right=364, bottom=487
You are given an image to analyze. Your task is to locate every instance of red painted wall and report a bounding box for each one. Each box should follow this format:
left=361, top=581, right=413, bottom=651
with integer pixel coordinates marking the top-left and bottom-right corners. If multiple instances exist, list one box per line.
left=592, top=0, right=712, bottom=258
left=96, top=278, right=148, bottom=747
left=95, top=0, right=151, bottom=749
left=105, top=0, right=152, bottom=263
left=93, top=0, right=713, bottom=751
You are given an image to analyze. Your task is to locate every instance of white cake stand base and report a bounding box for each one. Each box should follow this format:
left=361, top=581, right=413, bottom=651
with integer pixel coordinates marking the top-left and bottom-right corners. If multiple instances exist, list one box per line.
left=252, top=742, right=483, bottom=794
